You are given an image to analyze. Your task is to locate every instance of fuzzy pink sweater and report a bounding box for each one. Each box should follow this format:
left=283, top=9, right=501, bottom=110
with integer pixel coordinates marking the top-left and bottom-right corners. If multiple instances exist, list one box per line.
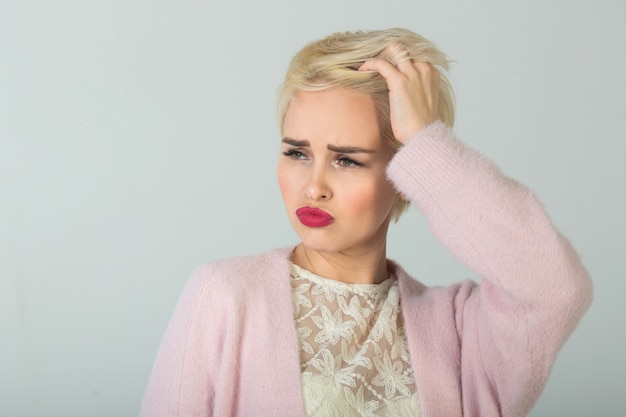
left=140, top=121, right=592, bottom=417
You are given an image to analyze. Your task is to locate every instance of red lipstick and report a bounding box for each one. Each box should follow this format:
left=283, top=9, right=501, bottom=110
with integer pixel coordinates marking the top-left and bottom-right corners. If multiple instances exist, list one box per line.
left=296, top=207, right=334, bottom=228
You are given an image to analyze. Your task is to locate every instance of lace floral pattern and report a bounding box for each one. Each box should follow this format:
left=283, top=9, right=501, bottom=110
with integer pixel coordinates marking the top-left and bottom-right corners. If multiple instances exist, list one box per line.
left=290, top=263, right=420, bottom=417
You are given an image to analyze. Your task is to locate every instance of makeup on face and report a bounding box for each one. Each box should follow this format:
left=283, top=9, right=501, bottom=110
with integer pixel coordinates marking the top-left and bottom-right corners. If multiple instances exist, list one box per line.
left=296, top=206, right=334, bottom=227
left=277, top=88, right=399, bottom=259
left=281, top=138, right=375, bottom=170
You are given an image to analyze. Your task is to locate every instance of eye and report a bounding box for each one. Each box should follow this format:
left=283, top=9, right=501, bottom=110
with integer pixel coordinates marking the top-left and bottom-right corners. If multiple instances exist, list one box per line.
left=282, top=149, right=308, bottom=160
left=336, top=157, right=363, bottom=168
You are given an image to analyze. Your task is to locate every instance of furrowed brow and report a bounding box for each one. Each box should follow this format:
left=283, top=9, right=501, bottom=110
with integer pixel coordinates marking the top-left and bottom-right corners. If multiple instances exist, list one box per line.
left=281, top=138, right=375, bottom=154
left=327, top=144, right=375, bottom=154
left=281, top=138, right=309, bottom=147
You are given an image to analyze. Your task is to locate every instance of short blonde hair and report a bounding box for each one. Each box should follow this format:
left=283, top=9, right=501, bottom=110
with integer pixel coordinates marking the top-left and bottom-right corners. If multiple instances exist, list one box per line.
left=277, top=28, right=455, bottom=221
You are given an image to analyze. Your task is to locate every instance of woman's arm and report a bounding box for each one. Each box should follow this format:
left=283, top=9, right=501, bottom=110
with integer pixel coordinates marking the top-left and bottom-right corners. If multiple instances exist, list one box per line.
left=362, top=45, right=592, bottom=415
left=388, top=120, right=593, bottom=416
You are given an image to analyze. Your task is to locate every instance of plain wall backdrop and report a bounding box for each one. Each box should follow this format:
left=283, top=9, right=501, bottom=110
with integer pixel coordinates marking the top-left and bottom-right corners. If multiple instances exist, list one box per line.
left=1, top=1, right=624, bottom=416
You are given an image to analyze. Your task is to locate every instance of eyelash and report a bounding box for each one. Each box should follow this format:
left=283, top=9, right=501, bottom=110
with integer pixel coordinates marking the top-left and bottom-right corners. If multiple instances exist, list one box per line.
left=282, top=149, right=364, bottom=168
left=336, top=157, right=363, bottom=168
left=282, top=149, right=308, bottom=160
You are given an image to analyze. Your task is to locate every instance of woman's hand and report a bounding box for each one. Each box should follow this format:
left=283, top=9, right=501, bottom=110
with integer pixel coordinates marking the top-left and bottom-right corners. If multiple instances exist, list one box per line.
left=359, top=44, right=440, bottom=144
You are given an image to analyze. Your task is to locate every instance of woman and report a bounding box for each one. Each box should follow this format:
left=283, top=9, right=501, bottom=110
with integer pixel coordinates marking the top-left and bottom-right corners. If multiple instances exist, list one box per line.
left=140, top=28, right=592, bottom=417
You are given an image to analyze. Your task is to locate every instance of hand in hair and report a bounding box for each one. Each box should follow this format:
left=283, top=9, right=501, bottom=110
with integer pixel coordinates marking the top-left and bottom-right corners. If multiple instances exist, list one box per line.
left=359, top=44, right=440, bottom=144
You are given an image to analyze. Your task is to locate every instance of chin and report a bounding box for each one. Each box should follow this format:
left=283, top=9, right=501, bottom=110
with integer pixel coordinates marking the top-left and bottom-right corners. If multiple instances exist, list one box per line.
left=295, top=231, right=342, bottom=253
left=300, top=234, right=367, bottom=256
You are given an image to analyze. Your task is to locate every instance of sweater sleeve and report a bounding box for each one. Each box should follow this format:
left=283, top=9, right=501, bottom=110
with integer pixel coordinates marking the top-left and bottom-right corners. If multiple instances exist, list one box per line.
left=387, top=121, right=593, bottom=417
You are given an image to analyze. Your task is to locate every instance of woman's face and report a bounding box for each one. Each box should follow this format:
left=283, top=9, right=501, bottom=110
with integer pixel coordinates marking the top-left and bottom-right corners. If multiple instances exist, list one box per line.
left=277, top=88, right=399, bottom=257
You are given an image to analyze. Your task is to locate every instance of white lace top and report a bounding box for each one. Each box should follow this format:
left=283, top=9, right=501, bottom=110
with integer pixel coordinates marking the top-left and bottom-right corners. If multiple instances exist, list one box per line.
left=289, top=263, right=420, bottom=417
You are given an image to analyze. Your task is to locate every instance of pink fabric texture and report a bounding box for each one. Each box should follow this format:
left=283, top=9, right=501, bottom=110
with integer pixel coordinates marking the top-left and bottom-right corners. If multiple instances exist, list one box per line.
left=140, top=121, right=592, bottom=417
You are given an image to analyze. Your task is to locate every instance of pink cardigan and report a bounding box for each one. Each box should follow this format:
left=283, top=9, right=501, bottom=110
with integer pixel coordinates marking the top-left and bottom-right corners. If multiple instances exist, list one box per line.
left=140, top=122, right=592, bottom=417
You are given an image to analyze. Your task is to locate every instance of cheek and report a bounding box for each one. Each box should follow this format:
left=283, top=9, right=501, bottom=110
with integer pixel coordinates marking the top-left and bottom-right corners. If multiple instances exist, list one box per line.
left=345, top=187, right=375, bottom=213
left=277, top=167, right=295, bottom=203
left=343, top=178, right=397, bottom=216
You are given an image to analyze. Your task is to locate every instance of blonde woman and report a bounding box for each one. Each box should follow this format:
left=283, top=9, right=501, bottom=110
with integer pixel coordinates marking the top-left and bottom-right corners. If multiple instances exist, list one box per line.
left=141, top=28, right=592, bottom=417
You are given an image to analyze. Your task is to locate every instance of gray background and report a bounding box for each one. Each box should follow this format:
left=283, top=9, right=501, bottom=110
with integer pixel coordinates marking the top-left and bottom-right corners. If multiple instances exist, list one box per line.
left=1, top=1, right=624, bottom=416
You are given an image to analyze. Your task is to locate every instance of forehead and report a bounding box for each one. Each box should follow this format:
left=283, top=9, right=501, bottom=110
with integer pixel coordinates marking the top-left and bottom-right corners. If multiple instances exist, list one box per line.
left=282, top=88, right=381, bottom=147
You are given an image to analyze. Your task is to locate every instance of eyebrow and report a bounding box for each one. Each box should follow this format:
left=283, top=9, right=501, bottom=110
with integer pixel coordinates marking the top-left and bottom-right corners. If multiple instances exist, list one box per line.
left=281, top=137, right=376, bottom=154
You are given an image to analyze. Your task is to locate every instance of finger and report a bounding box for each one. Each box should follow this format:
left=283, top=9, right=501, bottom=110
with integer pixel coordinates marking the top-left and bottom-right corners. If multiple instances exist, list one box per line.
left=378, top=42, right=409, bottom=66
left=358, top=58, right=402, bottom=85
left=395, top=56, right=415, bottom=73
left=407, top=61, right=440, bottom=98
left=384, top=43, right=422, bottom=76
left=411, top=61, right=438, bottom=79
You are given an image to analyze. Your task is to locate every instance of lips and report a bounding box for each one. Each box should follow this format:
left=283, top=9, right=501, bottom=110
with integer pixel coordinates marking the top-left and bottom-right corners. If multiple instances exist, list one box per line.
left=296, top=206, right=334, bottom=228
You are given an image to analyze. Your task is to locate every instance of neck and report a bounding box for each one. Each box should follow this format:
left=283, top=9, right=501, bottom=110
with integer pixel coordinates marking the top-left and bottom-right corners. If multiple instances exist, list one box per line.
left=291, top=242, right=390, bottom=284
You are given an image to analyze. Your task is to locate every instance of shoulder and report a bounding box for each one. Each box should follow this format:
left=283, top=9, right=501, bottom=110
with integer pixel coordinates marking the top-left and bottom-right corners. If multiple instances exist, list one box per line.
left=193, top=246, right=293, bottom=277
left=183, top=246, right=295, bottom=302
left=392, top=260, right=477, bottom=298
left=393, top=260, right=478, bottom=320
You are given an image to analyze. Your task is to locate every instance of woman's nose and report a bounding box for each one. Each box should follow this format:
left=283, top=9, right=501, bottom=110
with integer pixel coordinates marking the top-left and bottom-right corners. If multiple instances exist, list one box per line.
left=305, top=166, right=332, bottom=201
